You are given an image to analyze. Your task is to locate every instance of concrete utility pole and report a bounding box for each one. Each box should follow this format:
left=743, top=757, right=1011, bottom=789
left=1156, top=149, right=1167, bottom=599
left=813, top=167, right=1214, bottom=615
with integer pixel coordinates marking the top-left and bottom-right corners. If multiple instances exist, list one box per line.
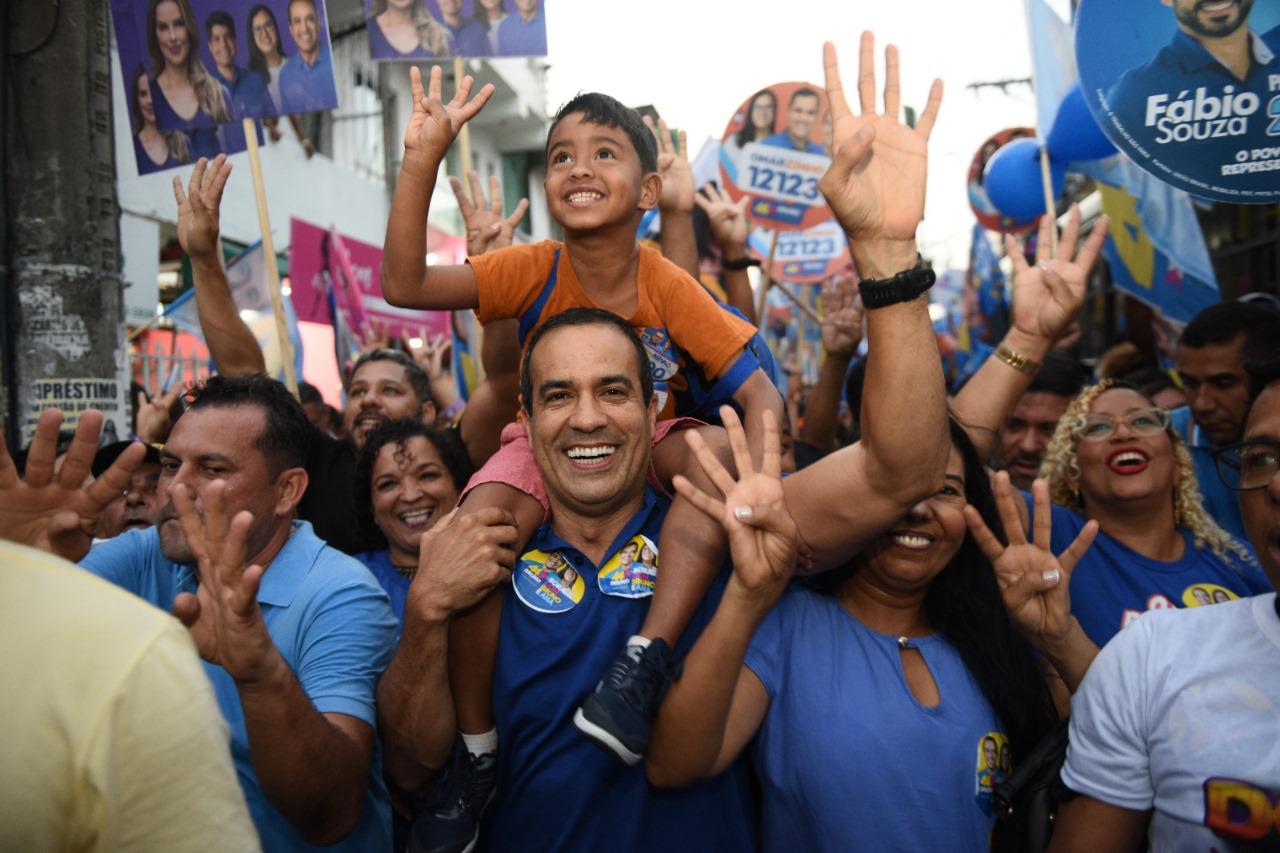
left=4, top=0, right=129, bottom=449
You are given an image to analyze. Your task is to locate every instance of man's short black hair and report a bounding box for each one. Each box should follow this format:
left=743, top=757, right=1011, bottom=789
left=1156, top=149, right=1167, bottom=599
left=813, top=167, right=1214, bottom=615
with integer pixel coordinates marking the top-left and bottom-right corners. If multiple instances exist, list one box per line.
left=205, top=9, right=235, bottom=39
left=546, top=93, right=658, bottom=175
left=1246, top=352, right=1280, bottom=408
left=1180, top=300, right=1280, bottom=366
left=789, top=87, right=820, bottom=106
left=1027, top=350, right=1088, bottom=398
left=520, top=308, right=653, bottom=415
left=349, top=349, right=435, bottom=410
left=297, top=380, right=323, bottom=407
left=186, top=374, right=310, bottom=476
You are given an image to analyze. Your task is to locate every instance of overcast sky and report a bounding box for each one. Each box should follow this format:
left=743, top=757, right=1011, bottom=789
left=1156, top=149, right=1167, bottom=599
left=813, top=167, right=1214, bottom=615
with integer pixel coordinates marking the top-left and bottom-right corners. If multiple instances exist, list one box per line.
left=542, top=0, right=1040, bottom=270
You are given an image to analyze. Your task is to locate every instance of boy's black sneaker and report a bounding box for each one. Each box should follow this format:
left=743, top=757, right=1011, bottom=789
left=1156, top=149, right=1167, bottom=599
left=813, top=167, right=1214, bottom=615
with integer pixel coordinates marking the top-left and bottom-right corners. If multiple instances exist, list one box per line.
left=407, top=739, right=497, bottom=853
left=573, top=638, right=681, bottom=765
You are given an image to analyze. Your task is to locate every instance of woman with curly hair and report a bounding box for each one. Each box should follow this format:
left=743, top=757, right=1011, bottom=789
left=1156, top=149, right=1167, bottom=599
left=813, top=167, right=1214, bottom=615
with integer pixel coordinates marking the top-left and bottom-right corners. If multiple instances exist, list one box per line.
left=368, top=0, right=451, bottom=59
left=1025, top=377, right=1268, bottom=645
left=147, top=0, right=233, bottom=159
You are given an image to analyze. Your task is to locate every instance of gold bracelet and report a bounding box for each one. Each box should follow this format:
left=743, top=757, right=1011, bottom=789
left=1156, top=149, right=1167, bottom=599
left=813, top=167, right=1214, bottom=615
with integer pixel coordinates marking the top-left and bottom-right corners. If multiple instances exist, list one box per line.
left=996, top=344, right=1041, bottom=375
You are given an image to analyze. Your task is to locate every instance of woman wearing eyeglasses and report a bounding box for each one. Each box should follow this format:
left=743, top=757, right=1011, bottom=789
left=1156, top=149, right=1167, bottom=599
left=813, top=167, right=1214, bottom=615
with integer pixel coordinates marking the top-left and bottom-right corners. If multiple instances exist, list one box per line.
left=1029, top=378, right=1268, bottom=647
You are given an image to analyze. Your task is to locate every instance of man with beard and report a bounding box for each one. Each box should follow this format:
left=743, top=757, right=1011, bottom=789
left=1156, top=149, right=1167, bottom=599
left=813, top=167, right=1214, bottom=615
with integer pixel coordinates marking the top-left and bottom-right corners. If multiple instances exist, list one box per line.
left=995, top=350, right=1087, bottom=490
left=91, top=440, right=163, bottom=540
left=79, top=374, right=398, bottom=850
left=1106, top=0, right=1280, bottom=169
left=1173, top=300, right=1280, bottom=541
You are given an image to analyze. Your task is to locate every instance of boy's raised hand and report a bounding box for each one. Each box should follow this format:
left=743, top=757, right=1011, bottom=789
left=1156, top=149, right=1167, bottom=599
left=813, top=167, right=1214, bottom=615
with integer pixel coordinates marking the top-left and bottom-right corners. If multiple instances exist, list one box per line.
left=403, top=66, right=495, bottom=163
left=695, top=183, right=751, bottom=249
left=819, top=32, right=943, bottom=247
left=173, top=155, right=232, bottom=263
left=448, top=169, right=530, bottom=256
left=646, top=115, right=694, bottom=213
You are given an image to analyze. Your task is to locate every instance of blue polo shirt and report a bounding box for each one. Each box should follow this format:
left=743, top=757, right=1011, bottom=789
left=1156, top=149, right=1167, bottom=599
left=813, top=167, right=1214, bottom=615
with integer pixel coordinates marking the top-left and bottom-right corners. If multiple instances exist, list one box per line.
left=279, top=45, right=335, bottom=114
left=1106, top=26, right=1280, bottom=183
left=445, top=19, right=490, bottom=56
left=82, top=521, right=397, bottom=852
left=495, top=7, right=546, bottom=56
left=1170, top=405, right=1246, bottom=541
left=484, top=487, right=756, bottom=852
left=211, top=64, right=275, bottom=120
left=761, top=130, right=825, bottom=155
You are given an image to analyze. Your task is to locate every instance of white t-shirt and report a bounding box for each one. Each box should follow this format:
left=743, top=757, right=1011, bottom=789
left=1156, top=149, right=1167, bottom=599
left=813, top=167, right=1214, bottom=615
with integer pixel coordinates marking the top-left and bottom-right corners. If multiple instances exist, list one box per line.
left=1063, top=593, right=1280, bottom=850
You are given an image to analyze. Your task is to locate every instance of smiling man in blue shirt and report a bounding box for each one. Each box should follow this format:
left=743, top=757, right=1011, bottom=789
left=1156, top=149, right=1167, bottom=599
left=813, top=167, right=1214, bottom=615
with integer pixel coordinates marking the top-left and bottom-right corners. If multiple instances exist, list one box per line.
left=1106, top=0, right=1280, bottom=183
left=279, top=0, right=336, bottom=114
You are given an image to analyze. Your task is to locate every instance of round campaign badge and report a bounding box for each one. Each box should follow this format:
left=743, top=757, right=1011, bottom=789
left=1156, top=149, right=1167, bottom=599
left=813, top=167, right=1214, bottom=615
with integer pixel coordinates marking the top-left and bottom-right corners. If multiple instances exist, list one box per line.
left=1075, top=0, right=1280, bottom=202
left=1180, top=582, right=1240, bottom=607
left=597, top=535, right=658, bottom=598
left=967, top=127, right=1040, bottom=233
left=746, top=221, right=852, bottom=284
left=513, top=549, right=586, bottom=614
left=719, top=82, right=834, bottom=231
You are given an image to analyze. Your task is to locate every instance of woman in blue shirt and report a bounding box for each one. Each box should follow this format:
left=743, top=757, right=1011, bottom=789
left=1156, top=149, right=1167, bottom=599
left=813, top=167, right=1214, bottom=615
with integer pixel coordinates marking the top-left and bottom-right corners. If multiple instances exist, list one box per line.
left=648, top=416, right=1071, bottom=852
left=146, top=0, right=233, bottom=159
left=367, top=0, right=451, bottom=59
left=354, top=418, right=474, bottom=623
left=128, top=64, right=191, bottom=174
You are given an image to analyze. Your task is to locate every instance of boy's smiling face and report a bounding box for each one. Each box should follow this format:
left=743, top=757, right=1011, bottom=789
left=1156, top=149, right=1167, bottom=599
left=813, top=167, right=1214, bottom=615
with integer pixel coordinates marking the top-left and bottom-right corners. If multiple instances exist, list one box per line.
left=544, top=113, right=660, bottom=235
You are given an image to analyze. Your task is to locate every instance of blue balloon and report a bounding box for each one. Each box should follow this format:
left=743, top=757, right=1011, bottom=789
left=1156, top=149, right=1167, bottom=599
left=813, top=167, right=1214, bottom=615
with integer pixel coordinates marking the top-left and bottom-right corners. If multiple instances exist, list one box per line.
left=983, top=138, right=1066, bottom=222
left=1047, top=82, right=1117, bottom=162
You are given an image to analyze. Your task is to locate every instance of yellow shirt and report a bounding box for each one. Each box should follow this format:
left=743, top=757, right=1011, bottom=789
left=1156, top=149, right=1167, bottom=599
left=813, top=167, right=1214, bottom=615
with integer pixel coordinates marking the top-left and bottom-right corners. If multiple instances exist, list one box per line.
left=0, top=541, right=260, bottom=852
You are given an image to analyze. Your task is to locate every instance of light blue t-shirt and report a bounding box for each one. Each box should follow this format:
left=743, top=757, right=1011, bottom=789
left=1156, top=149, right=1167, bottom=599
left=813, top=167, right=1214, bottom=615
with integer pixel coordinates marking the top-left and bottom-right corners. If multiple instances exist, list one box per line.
left=82, top=521, right=398, bottom=852
left=760, top=130, right=825, bottom=155
left=1023, top=496, right=1268, bottom=646
left=744, top=587, right=1006, bottom=853
left=1169, top=405, right=1247, bottom=541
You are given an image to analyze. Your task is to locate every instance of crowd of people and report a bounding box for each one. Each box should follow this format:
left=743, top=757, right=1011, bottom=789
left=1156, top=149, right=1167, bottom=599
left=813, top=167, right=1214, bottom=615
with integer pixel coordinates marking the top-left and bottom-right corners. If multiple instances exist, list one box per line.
left=4, top=30, right=1280, bottom=853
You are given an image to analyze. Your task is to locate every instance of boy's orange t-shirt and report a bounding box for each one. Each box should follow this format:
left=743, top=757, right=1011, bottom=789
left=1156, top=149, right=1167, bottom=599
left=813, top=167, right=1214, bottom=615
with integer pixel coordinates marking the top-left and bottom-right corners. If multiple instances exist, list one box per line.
left=469, top=240, right=756, bottom=419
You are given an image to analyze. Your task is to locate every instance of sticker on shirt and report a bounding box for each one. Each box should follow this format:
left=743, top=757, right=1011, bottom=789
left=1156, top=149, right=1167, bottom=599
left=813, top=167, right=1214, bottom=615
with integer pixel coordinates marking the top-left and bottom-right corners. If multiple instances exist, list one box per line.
left=1203, top=777, right=1280, bottom=843
left=1183, top=583, right=1240, bottom=608
left=597, top=535, right=658, bottom=598
left=639, top=327, right=678, bottom=413
left=514, top=549, right=586, bottom=614
left=974, top=731, right=1012, bottom=816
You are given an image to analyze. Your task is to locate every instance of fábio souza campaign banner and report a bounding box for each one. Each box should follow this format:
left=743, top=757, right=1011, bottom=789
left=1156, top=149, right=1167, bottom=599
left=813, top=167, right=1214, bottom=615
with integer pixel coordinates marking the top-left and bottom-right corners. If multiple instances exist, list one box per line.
left=1076, top=0, right=1280, bottom=202
left=718, top=82, right=834, bottom=231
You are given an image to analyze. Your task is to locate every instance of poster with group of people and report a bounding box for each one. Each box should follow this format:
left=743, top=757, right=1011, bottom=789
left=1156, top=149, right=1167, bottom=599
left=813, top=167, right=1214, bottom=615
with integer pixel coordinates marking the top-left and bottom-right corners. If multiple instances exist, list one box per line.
left=112, top=0, right=339, bottom=176
left=363, top=0, right=548, bottom=61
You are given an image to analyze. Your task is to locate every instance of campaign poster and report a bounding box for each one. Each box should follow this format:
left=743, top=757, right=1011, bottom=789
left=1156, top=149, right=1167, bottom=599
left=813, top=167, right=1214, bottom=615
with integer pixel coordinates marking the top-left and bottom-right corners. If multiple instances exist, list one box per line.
left=288, top=218, right=451, bottom=344
left=113, top=0, right=337, bottom=143
left=746, top=221, right=851, bottom=284
left=719, top=82, right=834, bottom=231
left=1075, top=0, right=1280, bottom=202
left=967, top=127, right=1040, bottom=232
left=365, top=0, right=547, bottom=61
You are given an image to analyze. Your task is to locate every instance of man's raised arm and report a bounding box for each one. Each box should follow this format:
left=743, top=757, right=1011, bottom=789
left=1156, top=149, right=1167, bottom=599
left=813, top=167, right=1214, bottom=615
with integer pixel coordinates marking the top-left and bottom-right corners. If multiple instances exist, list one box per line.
left=174, top=156, right=267, bottom=377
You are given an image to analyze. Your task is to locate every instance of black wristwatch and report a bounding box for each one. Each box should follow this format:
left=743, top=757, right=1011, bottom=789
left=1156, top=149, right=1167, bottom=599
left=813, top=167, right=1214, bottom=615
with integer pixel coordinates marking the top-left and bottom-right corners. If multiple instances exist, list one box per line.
left=721, top=255, right=760, bottom=271
left=857, top=262, right=936, bottom=309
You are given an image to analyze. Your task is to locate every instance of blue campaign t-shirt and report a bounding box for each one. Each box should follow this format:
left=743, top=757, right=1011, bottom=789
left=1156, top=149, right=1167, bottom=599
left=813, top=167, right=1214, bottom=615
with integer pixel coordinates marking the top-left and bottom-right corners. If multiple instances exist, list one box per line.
left=355, top=548, right=409, bottom=626
left=211, top=64, right=275, bottom=120
left=279, top=45, right=335, bottom=114
left=445, top=19, right=490, bottom=56
left=82, top=522, right=398, bottom=852
left=744, top=586, right=1008, bottom=853
left=150, top=78, right=224, bottom=159
left=760, top=130, right=825, bottom=155
left=485, top=488, right=756, bottom=853
left=1024, top=497, right=1269, bottom=646
left=1169, top=405, right=1246, bottom=541
left=1106, top=27, right=1280, bottom=174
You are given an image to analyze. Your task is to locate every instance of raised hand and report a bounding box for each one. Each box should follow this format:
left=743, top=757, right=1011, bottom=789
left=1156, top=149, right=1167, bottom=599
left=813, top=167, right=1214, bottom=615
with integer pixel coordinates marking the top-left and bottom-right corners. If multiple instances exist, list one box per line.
left=673, top=407, right=797, bottom=605
left=0, top=408, right=144, bottom=561
left=170, top=481, right=280, bottom=684
left=1006, top=206, right=1109, bottom=344
left=135, top=385, right=183, bottom=445
left=646, top=115, right=694, bottom=213
left=448, top=170, right=530, bottom=256
left=403, top=65, right=495, bottom=160
left=819, top=277, right=864, bottom=358
left=818, top=32, right=943, bottom=245
left=694, top=183, right=750, bottom=249
left=360, top=318, right=393, bottom=352
left=173, top=155, right=233, bottom=262
left=963, top=472, right=1097, bottom=649
left=408, top=507, right=518, bottom=622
